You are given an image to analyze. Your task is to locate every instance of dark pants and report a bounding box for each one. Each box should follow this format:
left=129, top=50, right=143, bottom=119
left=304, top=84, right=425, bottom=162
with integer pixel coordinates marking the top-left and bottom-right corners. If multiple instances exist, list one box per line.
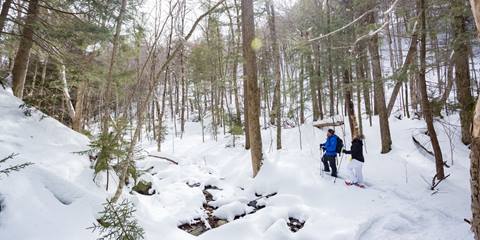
left=322, top=155, right=337, bottom=177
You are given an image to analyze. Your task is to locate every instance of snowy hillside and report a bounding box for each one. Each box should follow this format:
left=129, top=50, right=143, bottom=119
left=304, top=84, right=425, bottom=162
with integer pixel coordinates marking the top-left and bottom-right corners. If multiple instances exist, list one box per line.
left=0, top=88, right=473, bottom=239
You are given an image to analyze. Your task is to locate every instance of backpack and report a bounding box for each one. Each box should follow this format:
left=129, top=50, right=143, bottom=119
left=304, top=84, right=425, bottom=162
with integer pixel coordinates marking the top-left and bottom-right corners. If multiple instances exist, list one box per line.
left=335, top=136, right=344, bottom=154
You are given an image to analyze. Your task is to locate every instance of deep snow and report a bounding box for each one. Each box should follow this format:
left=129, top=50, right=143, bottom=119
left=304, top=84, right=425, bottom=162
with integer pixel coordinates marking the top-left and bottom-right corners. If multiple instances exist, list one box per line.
left=0, top=87, right=473, bottom=240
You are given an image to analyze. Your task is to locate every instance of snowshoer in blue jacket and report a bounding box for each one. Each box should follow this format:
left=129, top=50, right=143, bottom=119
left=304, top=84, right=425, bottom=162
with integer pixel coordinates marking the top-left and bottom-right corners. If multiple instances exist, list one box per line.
left=320, top=129, right=338, bottom=177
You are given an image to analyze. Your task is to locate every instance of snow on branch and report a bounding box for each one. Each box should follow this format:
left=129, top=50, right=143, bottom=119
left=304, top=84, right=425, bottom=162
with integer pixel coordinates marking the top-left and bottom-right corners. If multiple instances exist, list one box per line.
left=308, top=0, right=402, bottom=43
left=383, top=0, right=401, bottom=15
left=352, top=21, right=390, bottom=46
left=308, top=9, right=375, bottom=42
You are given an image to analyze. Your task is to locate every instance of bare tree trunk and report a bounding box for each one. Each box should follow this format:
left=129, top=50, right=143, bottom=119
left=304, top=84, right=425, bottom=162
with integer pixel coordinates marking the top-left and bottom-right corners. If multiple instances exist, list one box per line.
left=39, top=56, right=48, bottom=96
left=226, top=0, right=242, bottom=124
left=315, top=45, right=324, bottom=120
left=344, top=67, right=359, bottom=138
left=102, top=0, right=128, bottom=132
left=468, top=1, right=480, bottom=237
left=367, top=10, right=392, bottom=153
left=453, top=0, right=474, bottom=145
left=60, top=63, right=76, bottom=124
left=179, top=1, right=187, bottom=136
left=418, top=0, right=444, bottom=180
left=326, top=0, right=335, bottom=117
left=266, top=1, right=281, bottom=149
left=29, top=59, right=38, bottom=96
left=360, top=47, right=372, bottom=126
left=0, top=0, right=12, bottom=36
left=243, top=62, right=250, bottom=149
left=410, top=62, right=419, bottom=113
left=299, top=53, right=305, bottom=124
left=305, top=31, right=320, bottom=120
left=242, top=0, right=263, bottom=176
left=12, top=0, right=39, bottom=98
left=73, top=80, right=87, bottom=132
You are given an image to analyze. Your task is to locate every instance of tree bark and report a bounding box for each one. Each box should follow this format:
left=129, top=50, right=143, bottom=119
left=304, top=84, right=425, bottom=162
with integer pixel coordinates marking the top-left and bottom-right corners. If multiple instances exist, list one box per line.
left=12, top=0, right=40, bottom=98
left=102, top=0, right=128, bottom=132
left=266, top=1, right=281, bottom=149
left=73, top=79, right=87, bottom=132
left=314, top=44, right=324, bottom=120
left=417, top=0, right=444, bottom=180
left=453, top=0, right=474, bottom=145
left=344, top=67, right=359, bottom=138
left=468, top=0, right=480, bottom=237
left=305, top=31, right=320, bottom=121
left=59, top=63, right=76, bottom=124
left=299, top=53, right=305, bottom=124
left=0, top=0, right=12, bottom=36
left=366, top=11, right=392, bottom=153
left=242, top=0, right=263, bottom=176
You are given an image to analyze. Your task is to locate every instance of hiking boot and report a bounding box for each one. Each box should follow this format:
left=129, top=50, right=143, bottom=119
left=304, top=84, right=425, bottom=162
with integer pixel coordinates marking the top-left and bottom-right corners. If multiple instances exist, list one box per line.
left=354, top=183, right=365, bottom=188
left=345, top=181, right=353, bottom=186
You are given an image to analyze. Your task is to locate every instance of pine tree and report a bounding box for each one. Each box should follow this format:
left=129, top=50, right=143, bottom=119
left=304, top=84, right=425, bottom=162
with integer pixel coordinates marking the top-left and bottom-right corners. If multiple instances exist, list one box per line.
left=90, top=199, right=144, bottom=240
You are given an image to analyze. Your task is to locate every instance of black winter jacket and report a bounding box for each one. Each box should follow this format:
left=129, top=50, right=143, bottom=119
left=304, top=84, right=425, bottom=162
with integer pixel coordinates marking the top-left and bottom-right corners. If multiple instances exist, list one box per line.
left=343, top=138, right=364, bottom=162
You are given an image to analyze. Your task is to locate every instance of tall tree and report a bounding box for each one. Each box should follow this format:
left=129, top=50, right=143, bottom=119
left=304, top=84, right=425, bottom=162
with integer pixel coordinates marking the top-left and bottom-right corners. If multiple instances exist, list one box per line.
left=417, top=0, right=444, bottom=180
left=11, top=0, right=40, bottom=98
left=102, top=0, right=128, bottom=132
left=326, top=0, right=335, bottom=117
left=468, top=0, right=480, bottom=238
left=241, top=0, right=263, bottom=176
left=453, top=0, right=475, bottom=145
left=366, top=8, right=392, bottom=153
left=266, top=1, right=282, bottom=149
left=344, top=67, right=359, bottom=138
left=0, top=0, right=13, bottom=36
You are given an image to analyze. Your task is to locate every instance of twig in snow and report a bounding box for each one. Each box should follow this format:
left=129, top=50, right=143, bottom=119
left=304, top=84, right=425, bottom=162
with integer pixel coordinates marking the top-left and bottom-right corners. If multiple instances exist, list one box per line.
left=0, top=162, right=33, bottom=176
left=465, top=218, right=472, bottom=225
left=430, top=173, right=450, bottom=191
left=0, top=153, right=19, bottom=164
left=0, top=153, right=34, bottom=176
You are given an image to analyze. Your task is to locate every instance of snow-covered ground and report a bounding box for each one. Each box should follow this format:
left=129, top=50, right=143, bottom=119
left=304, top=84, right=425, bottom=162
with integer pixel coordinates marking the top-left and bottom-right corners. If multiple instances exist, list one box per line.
left=0, top=87, right=473, bottom=239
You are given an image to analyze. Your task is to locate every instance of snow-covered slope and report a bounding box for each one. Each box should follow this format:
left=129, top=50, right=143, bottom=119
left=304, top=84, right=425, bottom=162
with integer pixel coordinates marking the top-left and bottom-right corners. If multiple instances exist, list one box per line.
left=0, top=87, right=474, bottom=240
left=0, top=88, right=105, bottom=240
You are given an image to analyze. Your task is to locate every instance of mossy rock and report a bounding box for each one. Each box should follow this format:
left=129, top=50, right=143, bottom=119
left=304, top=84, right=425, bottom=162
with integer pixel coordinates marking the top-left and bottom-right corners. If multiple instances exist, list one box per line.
left=132, top=180, right=154, bottom=195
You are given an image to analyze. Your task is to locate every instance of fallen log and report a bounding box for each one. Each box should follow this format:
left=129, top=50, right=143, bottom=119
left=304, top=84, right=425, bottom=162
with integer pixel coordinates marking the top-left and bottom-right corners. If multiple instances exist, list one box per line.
left=313, top=121, right=344, bottom=129
left=147, top=154, right=179, bottom=165
left=412, top=134, right=434, bottom=156
left=412, top=133, right=450, bottom=168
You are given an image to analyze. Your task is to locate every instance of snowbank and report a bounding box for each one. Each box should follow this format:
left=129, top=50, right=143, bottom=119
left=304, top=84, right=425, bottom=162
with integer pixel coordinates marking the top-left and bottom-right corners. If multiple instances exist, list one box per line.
left=0, top=86, right=474, bottom=240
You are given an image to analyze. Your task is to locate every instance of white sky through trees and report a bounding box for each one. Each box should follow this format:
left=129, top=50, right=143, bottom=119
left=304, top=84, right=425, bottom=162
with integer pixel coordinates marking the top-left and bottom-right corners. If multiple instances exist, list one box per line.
left=140, top=0, right=298, bottom=42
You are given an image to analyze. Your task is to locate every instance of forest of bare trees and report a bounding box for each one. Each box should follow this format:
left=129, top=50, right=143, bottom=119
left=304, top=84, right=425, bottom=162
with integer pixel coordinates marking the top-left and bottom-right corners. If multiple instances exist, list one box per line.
left=2, top=0, right=480, bottom=238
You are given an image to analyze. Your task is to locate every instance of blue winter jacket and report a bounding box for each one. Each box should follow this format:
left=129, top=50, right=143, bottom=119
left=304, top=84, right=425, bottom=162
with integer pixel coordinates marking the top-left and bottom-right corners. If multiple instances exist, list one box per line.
left=322, top=135, right=338, bottom=156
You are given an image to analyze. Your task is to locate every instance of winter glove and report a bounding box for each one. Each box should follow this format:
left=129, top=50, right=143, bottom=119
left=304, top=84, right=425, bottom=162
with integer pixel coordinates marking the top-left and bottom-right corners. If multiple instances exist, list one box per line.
left=320, top=143, right=325, bottom=148
left=342, top=149, right=347, bottom=153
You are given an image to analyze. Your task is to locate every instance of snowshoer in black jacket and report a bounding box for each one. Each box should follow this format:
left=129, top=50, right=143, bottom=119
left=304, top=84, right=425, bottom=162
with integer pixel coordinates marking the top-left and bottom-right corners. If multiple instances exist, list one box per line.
left=342, top=135, right=365, bottom=187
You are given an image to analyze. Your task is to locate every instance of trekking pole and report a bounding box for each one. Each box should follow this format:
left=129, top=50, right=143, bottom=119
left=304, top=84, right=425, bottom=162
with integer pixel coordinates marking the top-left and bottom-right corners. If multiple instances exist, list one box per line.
left=334, top=113, right=347, bottom=184
left=334, top=150, right=345, bottom=183
left=320, top=149, right=325, bottom=177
